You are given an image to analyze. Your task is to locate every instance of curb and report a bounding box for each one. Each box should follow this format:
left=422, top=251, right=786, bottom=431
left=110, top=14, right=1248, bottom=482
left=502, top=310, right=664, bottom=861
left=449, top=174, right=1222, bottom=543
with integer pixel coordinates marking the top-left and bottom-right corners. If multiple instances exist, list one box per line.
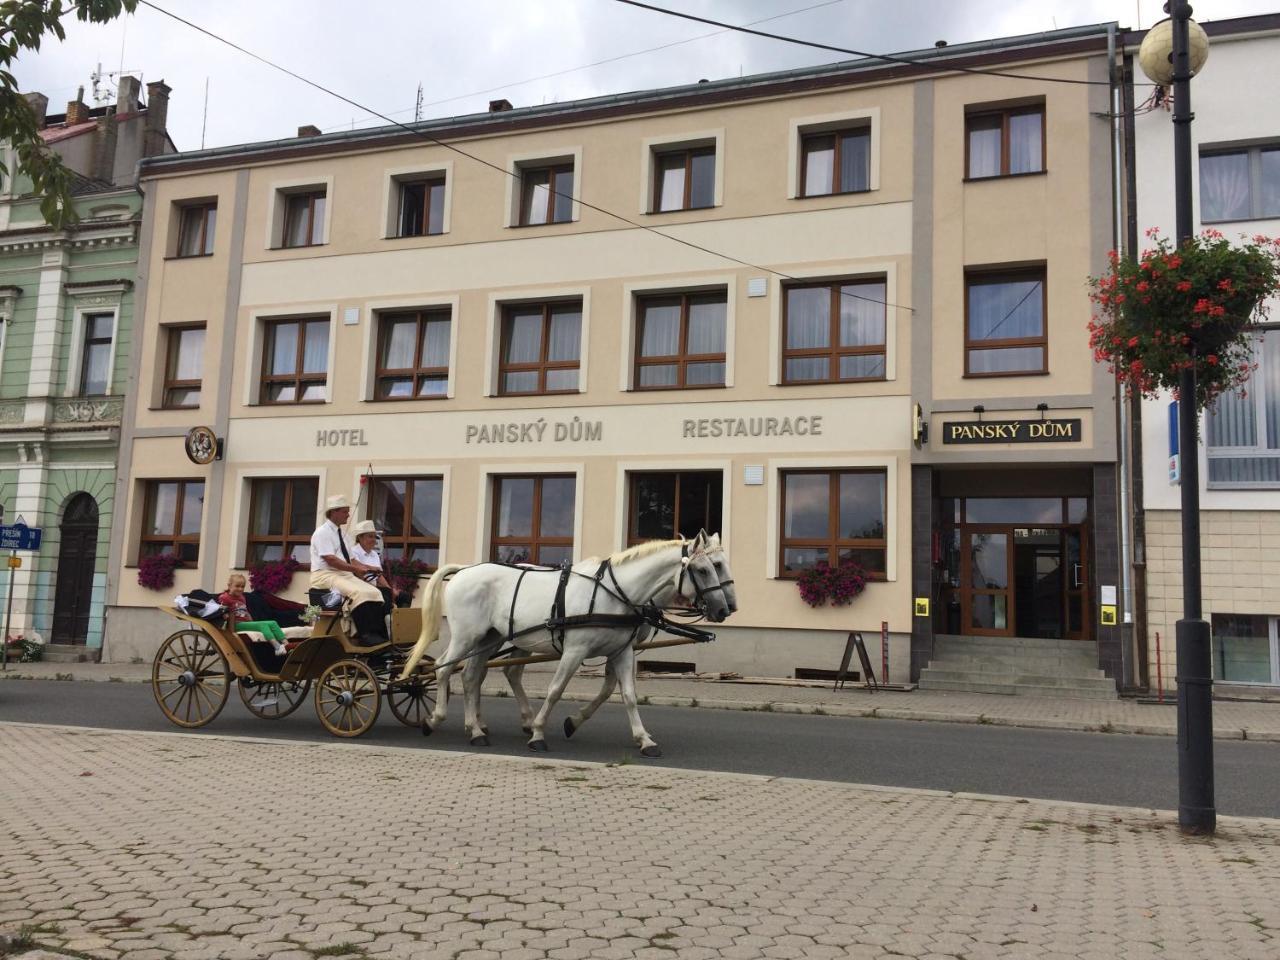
left=4, top=671, right=1275, bottom=744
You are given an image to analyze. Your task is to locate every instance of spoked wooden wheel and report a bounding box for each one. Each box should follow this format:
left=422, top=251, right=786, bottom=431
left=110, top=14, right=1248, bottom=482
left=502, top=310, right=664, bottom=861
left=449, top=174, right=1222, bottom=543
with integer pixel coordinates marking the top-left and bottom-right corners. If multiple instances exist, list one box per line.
left=152, top=629, right=230, bottom=728
left=239, top=678, right=311, bottom=719
left=388, top=670, right=437, bottom=727
left=315, top=659, right=381, bottom=737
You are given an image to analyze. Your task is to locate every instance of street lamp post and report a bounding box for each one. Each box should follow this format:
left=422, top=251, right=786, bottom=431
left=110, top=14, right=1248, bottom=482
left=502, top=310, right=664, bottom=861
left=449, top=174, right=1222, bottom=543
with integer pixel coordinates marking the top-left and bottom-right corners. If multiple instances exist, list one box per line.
left=1139, top=2, right=1215, bottom=835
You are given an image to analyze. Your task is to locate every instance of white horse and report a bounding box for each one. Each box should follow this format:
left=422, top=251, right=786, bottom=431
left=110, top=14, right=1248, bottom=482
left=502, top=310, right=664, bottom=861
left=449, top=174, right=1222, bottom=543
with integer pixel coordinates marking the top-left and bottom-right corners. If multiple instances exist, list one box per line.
left=400, top=532, right=735, bottom=756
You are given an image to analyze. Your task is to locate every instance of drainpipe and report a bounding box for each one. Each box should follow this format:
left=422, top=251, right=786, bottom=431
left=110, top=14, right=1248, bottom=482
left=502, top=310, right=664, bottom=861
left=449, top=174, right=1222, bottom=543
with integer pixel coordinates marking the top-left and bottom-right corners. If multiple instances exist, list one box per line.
left=1109, top=23, right=1137, bottom=688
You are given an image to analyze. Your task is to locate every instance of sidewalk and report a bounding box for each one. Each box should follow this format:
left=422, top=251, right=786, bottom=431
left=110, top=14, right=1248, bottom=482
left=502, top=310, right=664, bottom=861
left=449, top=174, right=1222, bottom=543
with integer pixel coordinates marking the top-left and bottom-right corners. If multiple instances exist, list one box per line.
left=6, top=659, right=1280, bottom=742
left=3, top=721, right=1279, bottom=960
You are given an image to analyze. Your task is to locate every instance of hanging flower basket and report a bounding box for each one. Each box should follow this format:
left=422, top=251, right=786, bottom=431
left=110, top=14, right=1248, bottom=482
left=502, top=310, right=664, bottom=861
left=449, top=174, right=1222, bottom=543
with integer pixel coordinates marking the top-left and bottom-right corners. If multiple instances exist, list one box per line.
left=137, top=552, right=180, bottom=591
left=385, top=557, right=433, bottom=599
left=1087, top=229, right=1280, bottom=411
left=796, top=560, right=868, bottom=608
left=248, top=556, right=301, bottom=595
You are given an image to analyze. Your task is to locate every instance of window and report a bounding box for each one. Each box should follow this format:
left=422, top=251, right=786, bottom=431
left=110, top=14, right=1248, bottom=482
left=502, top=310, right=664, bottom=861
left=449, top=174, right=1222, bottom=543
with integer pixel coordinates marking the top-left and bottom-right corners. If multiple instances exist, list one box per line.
left=800, top=127, right=871, bottom=197
left=653, top=146, right=715, bottom=212
left=628, top=471, right=723, bottom=545
left=397, top=176, right=445, bottom=237
left=1212, top=613, right=1279, bottom=685
left=499, top=301, right=581, bottom=395
left=1207, top=329, right=1280, bottom=486
left=139, top=480, right=204, bottom=565
left=163, top=325, right=205, bottom=409
left=282, top=190, right=326, bottom=247
left=368, top=476, right=442, bottom=569
left=782, top=279, right=886, bottom=384
left=246, top=477, right=317, bottom=566
left=519, top=163, right=574, bottom=225
left=490, top=475, right=575, bottom=565
left=79, top=312, right=113, bottom=395
left=261, top=317, right=329, bottom=404
left=176, top=203, right=216, bottom=257
left=635, top=291, right=726, bottom=389
left=965, top=270, right=1047, bottom=376
left=966, top=105, right=1044, bottom=179
left=780, top=469, right=887, bottom=577
left=376, top=310, right=450, bottom=399
left=1200, top=145, right=1280, bottom=222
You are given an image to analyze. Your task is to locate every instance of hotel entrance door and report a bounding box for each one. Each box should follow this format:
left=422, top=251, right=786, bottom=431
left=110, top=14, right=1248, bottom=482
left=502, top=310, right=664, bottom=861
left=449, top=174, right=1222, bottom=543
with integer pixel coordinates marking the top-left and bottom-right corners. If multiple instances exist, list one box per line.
left=947, top=497, right=1090, bottom=642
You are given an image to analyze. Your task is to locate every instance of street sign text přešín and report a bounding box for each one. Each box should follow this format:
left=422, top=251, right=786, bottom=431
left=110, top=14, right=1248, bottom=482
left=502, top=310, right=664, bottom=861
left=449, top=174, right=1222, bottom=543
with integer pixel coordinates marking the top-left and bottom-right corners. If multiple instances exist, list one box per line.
left=0, top=525, right=41, bottom=551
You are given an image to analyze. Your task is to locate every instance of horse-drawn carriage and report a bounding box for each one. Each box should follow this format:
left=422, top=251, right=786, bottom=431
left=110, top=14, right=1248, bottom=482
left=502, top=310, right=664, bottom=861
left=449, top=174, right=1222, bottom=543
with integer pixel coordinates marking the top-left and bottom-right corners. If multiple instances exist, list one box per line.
left=151, top=532, right=736, bottom=755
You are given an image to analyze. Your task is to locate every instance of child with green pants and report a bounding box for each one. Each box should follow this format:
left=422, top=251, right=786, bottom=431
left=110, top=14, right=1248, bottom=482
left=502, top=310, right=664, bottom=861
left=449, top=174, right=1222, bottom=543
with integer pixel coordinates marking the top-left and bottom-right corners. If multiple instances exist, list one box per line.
left=218, top=573, right=289, bottom=656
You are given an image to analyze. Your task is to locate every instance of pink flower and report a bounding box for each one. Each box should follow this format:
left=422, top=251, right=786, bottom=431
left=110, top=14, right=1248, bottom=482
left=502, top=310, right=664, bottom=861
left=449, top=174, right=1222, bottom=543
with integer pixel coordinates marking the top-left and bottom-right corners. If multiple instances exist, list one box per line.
left=1176, top=281, right=1192, bottom=292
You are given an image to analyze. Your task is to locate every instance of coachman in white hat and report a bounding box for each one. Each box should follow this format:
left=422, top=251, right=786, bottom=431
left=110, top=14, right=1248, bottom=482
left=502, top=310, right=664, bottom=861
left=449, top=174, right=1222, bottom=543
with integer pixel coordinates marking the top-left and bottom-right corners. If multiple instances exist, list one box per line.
left=309, top=494, right=387, bottom=644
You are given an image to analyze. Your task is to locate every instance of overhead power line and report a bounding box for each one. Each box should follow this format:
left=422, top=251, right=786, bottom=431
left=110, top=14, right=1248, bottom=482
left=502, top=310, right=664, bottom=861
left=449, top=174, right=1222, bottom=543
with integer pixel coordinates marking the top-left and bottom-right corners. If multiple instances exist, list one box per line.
left=613, top=0, right=1135, bottom=87
left=136, top=0, right=915, bottom=315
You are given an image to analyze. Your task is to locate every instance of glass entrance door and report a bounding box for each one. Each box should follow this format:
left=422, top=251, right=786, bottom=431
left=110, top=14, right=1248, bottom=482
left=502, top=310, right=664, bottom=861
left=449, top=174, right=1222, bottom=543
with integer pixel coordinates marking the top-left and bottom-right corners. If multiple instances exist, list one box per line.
left=1014, top=527, right=1064, bottom=639
left=961, top=528, right=1012, bottom=635
left=1065, top=527, right=1089, bottom=641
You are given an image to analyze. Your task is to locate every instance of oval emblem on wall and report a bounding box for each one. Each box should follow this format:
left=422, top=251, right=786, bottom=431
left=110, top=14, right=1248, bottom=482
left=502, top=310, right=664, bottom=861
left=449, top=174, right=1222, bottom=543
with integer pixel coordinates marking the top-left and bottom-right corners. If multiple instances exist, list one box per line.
left=184, top=426, right=219, bottom=465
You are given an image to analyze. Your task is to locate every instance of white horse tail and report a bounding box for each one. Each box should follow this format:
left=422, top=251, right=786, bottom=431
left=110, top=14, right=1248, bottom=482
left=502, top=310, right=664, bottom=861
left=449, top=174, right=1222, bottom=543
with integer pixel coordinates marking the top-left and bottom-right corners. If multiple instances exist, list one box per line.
left=400, top=563, right=468, bottom=679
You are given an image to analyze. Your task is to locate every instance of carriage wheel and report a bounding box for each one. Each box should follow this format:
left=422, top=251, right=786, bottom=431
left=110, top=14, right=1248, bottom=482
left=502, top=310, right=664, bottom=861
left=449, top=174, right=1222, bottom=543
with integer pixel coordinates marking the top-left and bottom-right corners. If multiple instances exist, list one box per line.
left=239, top=677, right=311, bottom=720
left=315, top=659, right=381, bottom=737
left=388, top=672, right=437, bottom=728
left=152, top=629, right=230, bottom=728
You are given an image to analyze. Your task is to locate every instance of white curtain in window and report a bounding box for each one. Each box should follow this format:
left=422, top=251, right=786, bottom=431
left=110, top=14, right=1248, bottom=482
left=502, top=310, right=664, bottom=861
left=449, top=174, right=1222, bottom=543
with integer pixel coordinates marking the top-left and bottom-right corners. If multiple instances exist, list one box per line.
left=839, top=283, right=886, bottom=347
left=505, top=311, right=542, bottom=363
left=967, top=117, right=1001, bottom=178
left=382, top=320, right=416, bottom=369
left=1008, top=112, right=1042, bottom=174
left=423, top=319, right=450, bottom=368
left=547, top=308, right=581, bottom=362
left=687, top=298, right=726, bottom=354
left=640, top=302, right=680, bottom=357
left=1200, top=152, right=1250, bottom=221
left=840, top=131, right=871, bottom=191
left=968, top=279, right=1042, bottom=341
left=786, top=287, right=829, bottom=348
left=302, top=321, right=329, bottom=374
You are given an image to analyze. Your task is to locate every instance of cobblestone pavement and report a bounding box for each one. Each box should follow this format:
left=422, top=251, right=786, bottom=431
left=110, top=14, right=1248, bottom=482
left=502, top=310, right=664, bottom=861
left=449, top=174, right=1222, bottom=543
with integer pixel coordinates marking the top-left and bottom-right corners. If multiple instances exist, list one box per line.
left=6, top=661, right=1280, bottom=741
left=3, top=722, right=1280, bottom=960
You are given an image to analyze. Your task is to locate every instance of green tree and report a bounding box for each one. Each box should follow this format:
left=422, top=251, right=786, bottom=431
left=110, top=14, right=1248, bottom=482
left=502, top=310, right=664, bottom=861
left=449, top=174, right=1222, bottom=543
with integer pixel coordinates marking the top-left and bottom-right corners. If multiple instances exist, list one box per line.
left=0, top=0, right=137, bottom=228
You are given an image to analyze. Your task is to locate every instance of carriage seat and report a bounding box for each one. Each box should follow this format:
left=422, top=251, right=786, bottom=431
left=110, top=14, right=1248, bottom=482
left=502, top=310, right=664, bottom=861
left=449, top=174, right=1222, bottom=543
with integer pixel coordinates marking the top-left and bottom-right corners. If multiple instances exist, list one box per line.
left=308, top=588, right=345, bottom=611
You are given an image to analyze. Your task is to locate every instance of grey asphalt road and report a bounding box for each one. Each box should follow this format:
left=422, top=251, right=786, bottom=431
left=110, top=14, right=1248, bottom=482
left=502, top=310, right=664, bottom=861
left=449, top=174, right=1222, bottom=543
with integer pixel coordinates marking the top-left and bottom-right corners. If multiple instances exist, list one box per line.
left=2, top=679, right=1277, bottom=817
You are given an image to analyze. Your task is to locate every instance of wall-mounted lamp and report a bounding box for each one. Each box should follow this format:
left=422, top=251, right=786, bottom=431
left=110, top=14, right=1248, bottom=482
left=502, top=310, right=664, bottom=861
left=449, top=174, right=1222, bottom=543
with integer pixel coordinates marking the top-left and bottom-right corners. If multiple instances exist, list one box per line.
left=972, top=404, right=985, bottom=421
left=1036, top=402, right=1050, bottom=420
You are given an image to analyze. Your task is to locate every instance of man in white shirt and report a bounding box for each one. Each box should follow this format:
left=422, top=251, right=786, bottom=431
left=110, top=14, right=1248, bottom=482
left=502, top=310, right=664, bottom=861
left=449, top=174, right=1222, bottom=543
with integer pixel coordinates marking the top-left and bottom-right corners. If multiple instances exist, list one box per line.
left=310, top=494, right=387, bottom=645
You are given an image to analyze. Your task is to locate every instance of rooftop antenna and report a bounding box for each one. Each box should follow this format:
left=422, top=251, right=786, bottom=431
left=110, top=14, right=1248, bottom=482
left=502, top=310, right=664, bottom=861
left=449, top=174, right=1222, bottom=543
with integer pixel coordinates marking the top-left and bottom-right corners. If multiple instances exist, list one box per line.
left=414, top=82, right=424, bottom=122
left=201, top=77, right=210, bottom=149
left=90, top=62, right=108, bottom=104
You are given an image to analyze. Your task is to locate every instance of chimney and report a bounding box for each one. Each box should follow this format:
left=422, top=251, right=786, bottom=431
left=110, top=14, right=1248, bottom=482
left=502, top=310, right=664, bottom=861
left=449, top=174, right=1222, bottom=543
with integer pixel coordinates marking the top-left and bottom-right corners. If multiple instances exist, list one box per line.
left=297, top=124, right=321, bottom=138
left=142, top=80, right=171, bottom=158
left=488, top=98, right=513, bottom=113
left=65, top=87, right=89, bottom=125
left=93, top=110, right=119, bottom=183
left=23, top=92, right=48, bottom=129
left=116, top=75, right=141, bottom=114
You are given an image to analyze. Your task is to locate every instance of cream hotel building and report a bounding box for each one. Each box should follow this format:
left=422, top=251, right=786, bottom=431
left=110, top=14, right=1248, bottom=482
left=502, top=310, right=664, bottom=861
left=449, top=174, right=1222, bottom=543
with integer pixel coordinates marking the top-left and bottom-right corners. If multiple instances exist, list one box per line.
left=107, top=24, right=1132, bottom=693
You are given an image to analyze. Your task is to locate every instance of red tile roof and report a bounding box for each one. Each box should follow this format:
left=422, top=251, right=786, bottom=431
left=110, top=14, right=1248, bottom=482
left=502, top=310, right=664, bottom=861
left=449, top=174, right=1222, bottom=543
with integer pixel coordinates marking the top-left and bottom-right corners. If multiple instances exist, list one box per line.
left=39, top=120, right=97, bottom=144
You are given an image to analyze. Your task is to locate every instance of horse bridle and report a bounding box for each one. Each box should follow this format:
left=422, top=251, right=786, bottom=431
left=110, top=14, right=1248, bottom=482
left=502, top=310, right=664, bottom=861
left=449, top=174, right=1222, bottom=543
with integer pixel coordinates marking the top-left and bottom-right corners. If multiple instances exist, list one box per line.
left=677, top=541, right=735, bottom=614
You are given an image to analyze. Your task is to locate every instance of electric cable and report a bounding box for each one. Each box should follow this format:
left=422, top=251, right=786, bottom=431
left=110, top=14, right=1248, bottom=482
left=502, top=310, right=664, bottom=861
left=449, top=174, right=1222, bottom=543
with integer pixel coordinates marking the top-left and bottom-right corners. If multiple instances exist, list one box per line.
left=137, top=0, right=915, bottom=314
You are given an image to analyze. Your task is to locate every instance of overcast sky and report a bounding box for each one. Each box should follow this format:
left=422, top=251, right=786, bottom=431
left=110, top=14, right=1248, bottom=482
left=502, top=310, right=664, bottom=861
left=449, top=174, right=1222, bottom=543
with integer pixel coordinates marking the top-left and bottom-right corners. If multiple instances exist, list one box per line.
left=13, top=0, right=1279, bottom=152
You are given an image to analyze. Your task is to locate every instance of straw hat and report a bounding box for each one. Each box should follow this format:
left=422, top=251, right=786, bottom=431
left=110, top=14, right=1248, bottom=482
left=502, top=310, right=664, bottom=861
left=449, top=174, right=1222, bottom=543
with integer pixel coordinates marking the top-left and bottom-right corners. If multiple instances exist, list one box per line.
left=324, top=494, right=351, bottom=515
left=351, top=520, right=377, bottom=538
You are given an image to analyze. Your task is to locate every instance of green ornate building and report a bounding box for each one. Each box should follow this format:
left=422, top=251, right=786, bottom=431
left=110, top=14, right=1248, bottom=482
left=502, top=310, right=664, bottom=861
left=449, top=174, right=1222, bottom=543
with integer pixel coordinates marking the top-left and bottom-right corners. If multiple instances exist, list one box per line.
left=0, top=78, right=172, bottom=659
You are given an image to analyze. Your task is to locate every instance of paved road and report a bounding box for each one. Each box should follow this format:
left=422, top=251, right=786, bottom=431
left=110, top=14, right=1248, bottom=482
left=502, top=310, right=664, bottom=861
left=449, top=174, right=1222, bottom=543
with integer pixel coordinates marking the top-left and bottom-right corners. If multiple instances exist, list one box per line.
left=3, top=678, right=1278, bottom=816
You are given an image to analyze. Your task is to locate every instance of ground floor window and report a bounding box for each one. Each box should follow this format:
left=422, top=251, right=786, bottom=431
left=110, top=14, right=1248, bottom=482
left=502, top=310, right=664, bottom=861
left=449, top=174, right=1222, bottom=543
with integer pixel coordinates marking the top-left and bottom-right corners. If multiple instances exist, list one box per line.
left=246, top=477, right=317, bottom=566
left=1212, top=613, right=1279, bottom=684
left=779, top=469, right=887, bottom=577
left=628, top=471, right=723, bottom=545
left=490, top=474, right=575, bottom=565
left=368, top=476, right=442, bottom=568
left=140, top=480, right=204, bottom=565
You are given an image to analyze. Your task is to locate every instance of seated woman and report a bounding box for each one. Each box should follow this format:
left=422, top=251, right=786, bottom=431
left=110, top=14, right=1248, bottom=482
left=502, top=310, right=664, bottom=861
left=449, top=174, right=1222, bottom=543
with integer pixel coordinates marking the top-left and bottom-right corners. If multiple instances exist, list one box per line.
left=350, top=520, right=396, bottom=612
left=218, top=573, right=289, bottom=656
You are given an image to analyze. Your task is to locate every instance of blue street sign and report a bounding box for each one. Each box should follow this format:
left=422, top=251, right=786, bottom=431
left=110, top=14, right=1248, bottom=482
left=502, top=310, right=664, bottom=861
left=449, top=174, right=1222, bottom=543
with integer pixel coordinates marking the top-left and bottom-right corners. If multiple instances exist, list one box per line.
left=0, top=524, right=41, bottom=551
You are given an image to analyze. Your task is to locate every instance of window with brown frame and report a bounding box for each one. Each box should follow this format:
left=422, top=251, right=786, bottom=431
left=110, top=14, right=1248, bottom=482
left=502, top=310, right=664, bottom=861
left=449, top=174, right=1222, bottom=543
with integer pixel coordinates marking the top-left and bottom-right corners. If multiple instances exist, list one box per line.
left=782, top=279, right=887, bottom=384
left=176, top=202, right=216, bottom=257
left=652, top=146, right=715, bottom=212
left=519, top=163, right=574, bottom=225
left=78, top=312, right=114, bottom=396
left=499, top=301, right=581, bottom=395
left=966, top=105, right=1044, bottom=179
left=965, top=269, right=1047, bottom=376
left=367, top=476, right=443, bottom=569
left=162, top=325, right=205, bottom=409
left=245, top=477, right=317, bottom=567
left=799, top=127, right=871, bottom=197
left=281, top=189, right=326, bottom=247
left=490, top=474, right=575, bottom=566
left=779, top=469, right=887, bottom=578
left=635, top=291, right=727, bottom=389
left=397, top=176, right=446, bottom=237
left=375, top=310, right=450, bottom=399
left=260, top=317, right=329, bottom=403
left=628, top=471, right=723, bottom=546
left=139, top=479, right=205, bottom=566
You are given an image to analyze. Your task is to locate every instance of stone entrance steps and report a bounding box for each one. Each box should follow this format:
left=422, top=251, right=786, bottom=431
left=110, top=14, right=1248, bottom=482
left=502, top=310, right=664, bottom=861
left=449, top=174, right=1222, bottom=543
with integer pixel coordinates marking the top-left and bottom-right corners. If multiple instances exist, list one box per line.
left=37, top=643, right=97, bottom=664
left=919, top=634, right=1116, bottom=700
